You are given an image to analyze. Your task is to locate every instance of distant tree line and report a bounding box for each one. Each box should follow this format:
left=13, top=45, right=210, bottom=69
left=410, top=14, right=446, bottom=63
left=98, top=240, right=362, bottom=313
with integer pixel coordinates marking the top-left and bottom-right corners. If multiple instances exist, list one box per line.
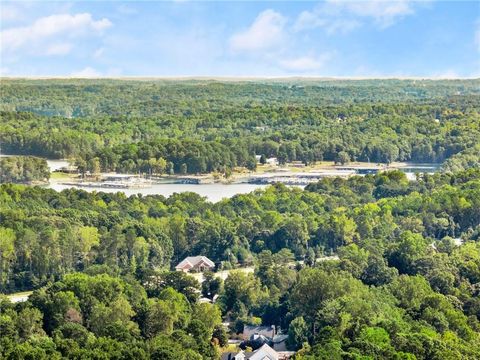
left=1, top=79, right=479, bottom=174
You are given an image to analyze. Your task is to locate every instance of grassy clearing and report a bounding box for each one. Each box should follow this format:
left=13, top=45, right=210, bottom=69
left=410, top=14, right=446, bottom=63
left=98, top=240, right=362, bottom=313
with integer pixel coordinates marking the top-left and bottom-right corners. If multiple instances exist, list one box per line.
left=50, top=172, right=77, bottom=180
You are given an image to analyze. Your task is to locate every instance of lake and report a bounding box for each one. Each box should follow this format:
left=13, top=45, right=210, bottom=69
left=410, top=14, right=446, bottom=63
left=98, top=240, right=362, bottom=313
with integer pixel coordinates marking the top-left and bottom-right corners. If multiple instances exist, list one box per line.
left=47, top=182, right=271, bottom=202
left=2, top=155, right=440, bottom=202
left=0, top=154, right=295, bottom=201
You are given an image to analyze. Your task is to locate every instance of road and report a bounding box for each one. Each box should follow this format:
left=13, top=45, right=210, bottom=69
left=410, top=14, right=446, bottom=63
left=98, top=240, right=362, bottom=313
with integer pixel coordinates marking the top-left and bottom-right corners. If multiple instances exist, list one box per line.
left=4, top=291, right=33, bottom=303
left=188, top=267, right=255, bottom=283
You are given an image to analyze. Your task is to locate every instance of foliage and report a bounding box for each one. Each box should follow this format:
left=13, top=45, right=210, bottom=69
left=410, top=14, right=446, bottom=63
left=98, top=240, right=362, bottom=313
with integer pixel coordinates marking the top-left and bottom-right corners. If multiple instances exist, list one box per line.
left=1, top=79, right=479, bottom=174
left=0, top=79, right=479, bottom=358
left=1, top=169, right=480, bottom=357
left=0, top=156, right=50, bottom=183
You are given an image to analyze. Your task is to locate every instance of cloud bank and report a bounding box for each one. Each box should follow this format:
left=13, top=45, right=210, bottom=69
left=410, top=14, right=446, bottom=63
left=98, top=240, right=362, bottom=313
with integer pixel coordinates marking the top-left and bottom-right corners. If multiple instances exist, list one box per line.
left=1, top=13, right=112, bottom=55
left=294, top=0, right=417, bottom=33
left=230, top=10, right=287, bottom=53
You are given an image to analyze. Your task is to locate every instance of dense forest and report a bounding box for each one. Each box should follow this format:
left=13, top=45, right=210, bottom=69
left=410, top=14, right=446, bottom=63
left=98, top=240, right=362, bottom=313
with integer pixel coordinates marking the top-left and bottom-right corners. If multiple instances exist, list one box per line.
left=0, top=79, right=479, bottom=358
left=1, top=79, right=479, bottom=174
left=1, top=169, right=480, bottom=358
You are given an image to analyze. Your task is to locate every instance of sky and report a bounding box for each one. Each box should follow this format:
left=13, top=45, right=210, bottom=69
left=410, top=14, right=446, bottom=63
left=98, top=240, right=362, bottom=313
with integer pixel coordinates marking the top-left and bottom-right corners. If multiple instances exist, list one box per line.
left=0, top=0, right=479, bottom=78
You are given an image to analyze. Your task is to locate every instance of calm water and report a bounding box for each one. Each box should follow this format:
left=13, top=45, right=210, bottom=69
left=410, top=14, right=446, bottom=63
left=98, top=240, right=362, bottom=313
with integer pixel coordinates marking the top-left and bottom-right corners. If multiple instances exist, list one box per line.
left=2, top=155, right=439, bottom=202
left=47, top=182, right=271, bottom=202
left=2, top=154, right=273, bottom=201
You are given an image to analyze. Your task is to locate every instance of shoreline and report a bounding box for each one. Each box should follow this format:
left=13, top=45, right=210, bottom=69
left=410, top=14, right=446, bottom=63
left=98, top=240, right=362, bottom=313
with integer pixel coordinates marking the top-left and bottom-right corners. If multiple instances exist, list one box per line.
left=2, top=155, right=441, bottom=190
left=48, top=161, right=440, bottom=189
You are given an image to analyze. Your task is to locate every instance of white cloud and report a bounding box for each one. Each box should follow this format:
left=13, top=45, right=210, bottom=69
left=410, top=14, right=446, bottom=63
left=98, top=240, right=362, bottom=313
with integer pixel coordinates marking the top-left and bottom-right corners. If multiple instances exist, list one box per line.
left=228, top=9, right=337, bottom=74
left=333, top=0, right=414, bottom=27
left=230, top=9, right=287, bottom=53
left=1, top=13, right=112, bottom=53
left=294, top=0, right=417, bottom=33
left=0, top=67, right=10, bottom=76
left=70, top=66, right=101, bottom=78
left=326, top=19, right=361, bottom=34
left=295, top=10, right=327, bottom=31
left=45, top=43, right=73, bottom=56
left=279, top=54, right=332, bottom=72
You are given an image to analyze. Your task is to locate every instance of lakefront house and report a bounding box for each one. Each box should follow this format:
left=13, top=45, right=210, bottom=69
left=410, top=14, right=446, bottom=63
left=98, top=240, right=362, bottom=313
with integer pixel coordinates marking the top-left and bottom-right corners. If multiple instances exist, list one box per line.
left=175, top=256, right=215, bottom=272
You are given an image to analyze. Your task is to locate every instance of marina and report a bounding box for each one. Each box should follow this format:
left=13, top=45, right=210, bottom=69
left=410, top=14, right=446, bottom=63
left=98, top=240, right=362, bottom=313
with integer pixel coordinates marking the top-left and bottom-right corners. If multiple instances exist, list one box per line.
left=247, top=169, right=357, bottom=185
left=3, top=154, right=441, bottom=201
left=62, top=173, right=153, bottom=189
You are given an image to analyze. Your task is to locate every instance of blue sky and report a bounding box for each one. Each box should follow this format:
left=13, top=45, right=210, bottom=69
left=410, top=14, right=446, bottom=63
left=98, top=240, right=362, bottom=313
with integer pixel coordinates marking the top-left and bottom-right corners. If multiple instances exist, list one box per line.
left=1, top=1, right=479, bottom=77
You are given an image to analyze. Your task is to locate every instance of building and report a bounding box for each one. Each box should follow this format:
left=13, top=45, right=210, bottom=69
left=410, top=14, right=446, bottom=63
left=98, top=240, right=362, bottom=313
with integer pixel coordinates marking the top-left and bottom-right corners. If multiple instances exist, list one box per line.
left=266, top=157, right=278, bottom=166
left=103, top=174, right=140, bottom=182
left=242, top=325, right=290, bottom=353
left=57, top=165, right=78, bottom=174
left=221, top=344, right=281, bottom=360
left=249, top=344, right=279, bottom=360
left=272, top=335, right=289, bottom=351
left=222, top=349, right=247, bottom=360
left=175, top=256, right=215, bottom=272
left=243, top=325, right=275, bottom=341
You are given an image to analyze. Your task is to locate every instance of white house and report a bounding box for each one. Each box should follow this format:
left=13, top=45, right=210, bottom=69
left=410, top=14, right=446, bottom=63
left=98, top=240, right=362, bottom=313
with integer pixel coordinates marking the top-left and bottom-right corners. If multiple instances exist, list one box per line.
left=249, top=344, right=279, bottom=360
left=221, top=344, right=281, bottom=360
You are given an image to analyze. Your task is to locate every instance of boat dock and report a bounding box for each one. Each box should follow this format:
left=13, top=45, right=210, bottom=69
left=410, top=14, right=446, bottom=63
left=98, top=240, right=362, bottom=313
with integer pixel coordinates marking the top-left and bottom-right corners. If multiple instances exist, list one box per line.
left=247, top=169, right=357, bottom=185
left=61, top=173, right=152, bottom=189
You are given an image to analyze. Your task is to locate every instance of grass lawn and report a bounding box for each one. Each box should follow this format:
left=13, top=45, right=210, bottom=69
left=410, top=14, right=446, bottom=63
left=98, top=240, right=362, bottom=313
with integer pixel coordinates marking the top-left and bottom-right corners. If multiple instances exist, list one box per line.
left=50, top=172, right=77, bottom=180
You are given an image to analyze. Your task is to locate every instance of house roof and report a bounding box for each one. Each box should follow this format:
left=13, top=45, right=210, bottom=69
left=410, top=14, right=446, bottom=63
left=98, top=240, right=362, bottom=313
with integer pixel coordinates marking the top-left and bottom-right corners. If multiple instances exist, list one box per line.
left=247, top=344, right=279, bottom=360
left=243, top=325, right=275, bottom=338
left=249, top=334, right=270, bottom=347
left=175, top=256, right=215, bottom=269
left=221, top=350, right=247, bottom=360
left=252, top=334, right=269, bottom=342
left=221, top=344, right=281, bottom=360
left=272, top=335, right=288, bottom=344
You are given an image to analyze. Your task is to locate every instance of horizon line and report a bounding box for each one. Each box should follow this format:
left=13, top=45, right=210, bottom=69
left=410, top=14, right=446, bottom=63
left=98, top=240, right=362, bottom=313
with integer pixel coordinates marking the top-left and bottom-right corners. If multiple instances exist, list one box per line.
left=1, top=75, right=479, bottom=81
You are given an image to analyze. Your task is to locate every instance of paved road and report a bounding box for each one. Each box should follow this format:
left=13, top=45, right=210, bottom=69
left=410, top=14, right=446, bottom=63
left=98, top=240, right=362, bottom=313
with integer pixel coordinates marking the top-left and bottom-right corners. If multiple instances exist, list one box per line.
left=189, top=267, right=255, bottom=283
